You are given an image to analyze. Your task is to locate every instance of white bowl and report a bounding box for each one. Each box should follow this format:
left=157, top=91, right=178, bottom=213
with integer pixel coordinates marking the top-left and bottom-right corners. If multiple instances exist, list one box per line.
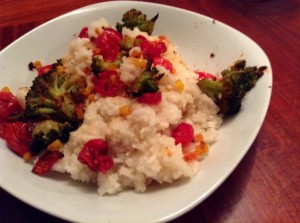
left=0, top=1, right=272, bottom=222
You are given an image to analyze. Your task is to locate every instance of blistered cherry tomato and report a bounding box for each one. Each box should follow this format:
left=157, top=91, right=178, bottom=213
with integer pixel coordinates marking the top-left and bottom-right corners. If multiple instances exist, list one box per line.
left=195, top=71, right=217, bottom=80
left=0, top=92, right=23, bottom=121
left=135, top=35, right=167, bottom=60
left=153, top=57, right=173, bottom=72
left=32, top=150, right=64, bottom=175
left=171, top=122, right=194, bottom=147
left=78, top=139, right=114, bottom=173
left=137, top=92, right=162, bottom=105
left=79, top=26, right=89, bottom=38
left=92, top=70, right=122, bottom=97
left=95, top=28, right=122, bottom=61
left=3, top=122, right=33, bottom=157
left=38, top=64, right=53, bottom=75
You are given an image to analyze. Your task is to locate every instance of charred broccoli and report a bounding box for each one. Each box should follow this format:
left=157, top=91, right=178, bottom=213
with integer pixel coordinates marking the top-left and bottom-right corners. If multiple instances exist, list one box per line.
left=91, top=56, right=122, bottom=75
left=127, top=67, right=163, bottom=97
left=198, top=60, right=267, bottom=116
left=25, top=70, right=88, bottom=124
left=30, top=120, right=74, bottom=154
left=116, top=8, right=159, bottom=35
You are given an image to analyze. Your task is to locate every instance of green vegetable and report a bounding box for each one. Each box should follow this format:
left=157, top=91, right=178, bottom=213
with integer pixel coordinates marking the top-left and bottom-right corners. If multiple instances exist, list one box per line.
left=25, top=69, right=88, bottom=124
left=116, top=8, right=159, bottom=35
left=128, top=67, right=164, bottom=97
left=91, top=56, right=122, bottom=75
left=198, top=60, right=267, bottom=116
left=30, top=120, right=74, bottom=154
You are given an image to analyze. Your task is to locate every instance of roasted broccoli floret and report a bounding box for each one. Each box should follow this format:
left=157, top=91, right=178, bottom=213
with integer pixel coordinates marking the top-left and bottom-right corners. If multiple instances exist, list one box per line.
left=197, top=60, right=267, bottom=116
left=91, top=56, right=122, bottom=75
left=30, top=120, right=74, bottom=154
left=127, top=67, right=163, bottom=97
left=25, top=70, right=88, bottom=124
left=116, top=8, right=159, bottom=35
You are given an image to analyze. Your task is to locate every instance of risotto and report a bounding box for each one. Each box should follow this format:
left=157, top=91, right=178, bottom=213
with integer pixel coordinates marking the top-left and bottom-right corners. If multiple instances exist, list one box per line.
left=0, top=10, right=223, bottom=195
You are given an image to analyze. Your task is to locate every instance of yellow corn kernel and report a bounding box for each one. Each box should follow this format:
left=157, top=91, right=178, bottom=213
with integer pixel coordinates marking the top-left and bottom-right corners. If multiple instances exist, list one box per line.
left=56, top=65, right=65, bottom=73
left=119, top=105, right=132, bottom=117
left=130, top=49, right=142, bottom=58
left=33, top=60, right=42, bottom=69
left=95, top=28, right=101, bottom=35
left=1, top=86, right=10, bottom=93
left=194, top=133, right=204, bottom=143
left=87, top=94, right=95, bottom=103
left=22, top=152, right=32, bottom=162
left=171, top=67, right=176, bottom=74
left=47, top=139, right=63, bottom=151
left=132, top=58, right=147, bottom=69
left=174, top=79, right=184, bottom=92
left=163, top=147, right=173, bottom=157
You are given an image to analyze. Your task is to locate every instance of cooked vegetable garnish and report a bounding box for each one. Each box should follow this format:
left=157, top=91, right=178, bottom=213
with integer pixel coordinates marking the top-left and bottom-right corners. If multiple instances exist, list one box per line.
left=25, top=70, right=88, bottom=124
left=30, top=120, right=74, bottom=155
left=197, top=60, right=267, bottom=116
left=116, top=8, right=159, bottom=35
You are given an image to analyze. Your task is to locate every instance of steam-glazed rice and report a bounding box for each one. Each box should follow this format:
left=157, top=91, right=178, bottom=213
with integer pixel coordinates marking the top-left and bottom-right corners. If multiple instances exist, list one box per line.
left=53, top=18, right=222, bottom=195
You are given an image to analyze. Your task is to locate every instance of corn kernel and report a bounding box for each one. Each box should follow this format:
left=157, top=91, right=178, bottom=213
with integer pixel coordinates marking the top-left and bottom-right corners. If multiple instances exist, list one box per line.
left=22, top=152, right=32, bottom=162
left=33, top=60, right=42, bottom=69
left=194, top=134, right=204, bottom=142
left=171, top=67, right=176, bottom=74
left=56, top=65, right=65, bottom=73
left=132, top=58, right=147, bottom=69
left=1, top=86, right=10, bottom=93
left=174, top=79, right=184, bottom=92
left=119, top=105, right=132, bottom=117
left=87, top=94, right=95, bottom=103
left=163, top=147, right=173, bottom=157
left=47, top=139, right=63, bottom=151
left=130, top=49, right=142, bottom=58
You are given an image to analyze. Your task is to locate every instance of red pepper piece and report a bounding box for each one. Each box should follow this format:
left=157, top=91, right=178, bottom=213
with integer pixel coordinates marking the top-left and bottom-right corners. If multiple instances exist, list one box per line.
left=92, top=70, right=123, bottom=97
left=79, top=26, right=89, bottom=38
left=32, top=150, right=64, bottom=175
left=78, top=139, right=114, bottom=173
left=171, top=122, right=194, bottom=147
left=0, top=92, right=23, bottom=121
left=38, top=64, right=53, bottom=75
left=3, top=122, right=32, bottom=157
left=137, top=92, right=162, bottom=105
left=153, top=57, right=173, bottom=72
left=135, top=35, right=167, bottom=60
left=195, top=71, right=217, bottom=80
left=95, top=28, right=122, bottom=61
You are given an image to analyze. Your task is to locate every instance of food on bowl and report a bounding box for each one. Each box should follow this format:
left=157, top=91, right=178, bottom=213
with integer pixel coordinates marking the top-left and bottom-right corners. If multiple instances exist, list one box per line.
left=0, top=9, right=266, bottom=195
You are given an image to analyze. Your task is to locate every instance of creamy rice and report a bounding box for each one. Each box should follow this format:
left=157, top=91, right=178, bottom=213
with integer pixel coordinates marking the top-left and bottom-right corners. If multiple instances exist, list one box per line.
left=52, top=18, right=222, bottom=195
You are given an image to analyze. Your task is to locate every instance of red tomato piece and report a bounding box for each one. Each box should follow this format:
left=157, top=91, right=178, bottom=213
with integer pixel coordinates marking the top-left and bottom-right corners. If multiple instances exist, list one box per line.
left=38, top=64, right=53, bottom=75
left=195, top=71, right=217, bottom=80
left=95, top=28, right=122, bottom=61
left=32, top=150, right=64, bottom=175
left=137, top=92, right=162, bottom=105
left=171, top=122, right=194, bottom=147
left=92, top=70, right=122, bottom=97
left=3, top=122, right=33, bottom=157
left=135, top=35, right=167, bottom=60
left=0, top=92, right=23, bottom=121
left=78, top=139, right=114, bottom=173
left=79, top=26, right=89, bottom=38
left=153, top=57, right=173, bottom=72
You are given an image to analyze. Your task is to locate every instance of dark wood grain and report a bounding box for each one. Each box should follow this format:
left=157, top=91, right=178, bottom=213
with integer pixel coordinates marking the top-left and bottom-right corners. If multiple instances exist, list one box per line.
left=1, top=0, right=299, bottom=222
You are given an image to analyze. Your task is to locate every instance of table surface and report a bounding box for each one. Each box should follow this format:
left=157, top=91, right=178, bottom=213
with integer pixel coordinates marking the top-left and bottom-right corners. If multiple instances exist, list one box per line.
left=0, top=0, right=299, bottom=222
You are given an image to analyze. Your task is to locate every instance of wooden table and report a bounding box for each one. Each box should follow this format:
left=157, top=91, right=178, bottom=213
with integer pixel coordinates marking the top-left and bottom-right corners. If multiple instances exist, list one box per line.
left=1, top=0, right=299, bottom=222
